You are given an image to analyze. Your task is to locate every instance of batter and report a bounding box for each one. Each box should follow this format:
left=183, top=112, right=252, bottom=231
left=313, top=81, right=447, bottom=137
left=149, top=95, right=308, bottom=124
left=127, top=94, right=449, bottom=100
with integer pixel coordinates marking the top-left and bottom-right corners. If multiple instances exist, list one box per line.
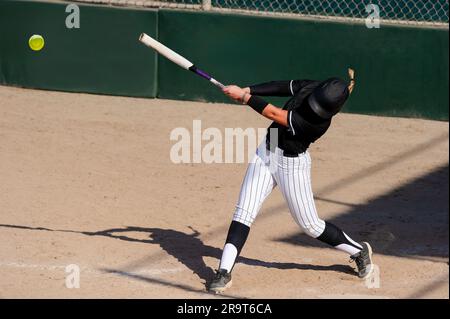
left=208, top=69, right=374, bottom=293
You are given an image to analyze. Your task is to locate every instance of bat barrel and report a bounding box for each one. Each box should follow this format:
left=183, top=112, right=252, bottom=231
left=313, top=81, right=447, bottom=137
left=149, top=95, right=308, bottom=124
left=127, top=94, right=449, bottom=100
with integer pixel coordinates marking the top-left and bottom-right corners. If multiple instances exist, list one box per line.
left=139, top=32, right=225, bottom=89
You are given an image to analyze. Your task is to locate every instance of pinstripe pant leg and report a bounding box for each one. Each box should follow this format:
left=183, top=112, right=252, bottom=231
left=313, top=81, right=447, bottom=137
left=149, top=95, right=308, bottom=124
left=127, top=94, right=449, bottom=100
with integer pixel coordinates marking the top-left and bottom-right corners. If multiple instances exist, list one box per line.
left=232, top=148, right=276, bottom=227
left=277, top=151, right=325, bottom=238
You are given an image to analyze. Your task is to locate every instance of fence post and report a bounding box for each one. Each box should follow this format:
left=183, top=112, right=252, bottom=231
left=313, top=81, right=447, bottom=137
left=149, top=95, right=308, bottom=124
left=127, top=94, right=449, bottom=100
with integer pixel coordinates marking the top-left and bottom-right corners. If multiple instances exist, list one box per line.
left=202, top=0, right=211, bottom=10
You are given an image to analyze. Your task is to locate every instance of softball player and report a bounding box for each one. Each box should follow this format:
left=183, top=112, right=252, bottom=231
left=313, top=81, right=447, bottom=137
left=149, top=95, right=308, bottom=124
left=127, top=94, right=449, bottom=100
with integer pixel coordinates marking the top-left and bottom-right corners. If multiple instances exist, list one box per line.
left=208, top=69, right=374, bottom=293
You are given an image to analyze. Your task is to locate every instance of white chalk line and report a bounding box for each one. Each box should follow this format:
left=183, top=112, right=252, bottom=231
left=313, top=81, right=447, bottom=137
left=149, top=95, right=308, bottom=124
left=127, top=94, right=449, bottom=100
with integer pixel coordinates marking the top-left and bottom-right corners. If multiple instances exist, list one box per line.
left=0, top=261, right=185, bottom=276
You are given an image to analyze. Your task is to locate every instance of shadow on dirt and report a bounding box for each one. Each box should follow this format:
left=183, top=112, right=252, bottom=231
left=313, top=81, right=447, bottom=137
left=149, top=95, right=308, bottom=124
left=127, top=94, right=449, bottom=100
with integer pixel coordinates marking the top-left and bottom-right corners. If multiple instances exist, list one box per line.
left=274, top=164, right=449, bottom=260
left=0, top=223, right=355, bottom=286
left=2, top=135, right=447, bottom=294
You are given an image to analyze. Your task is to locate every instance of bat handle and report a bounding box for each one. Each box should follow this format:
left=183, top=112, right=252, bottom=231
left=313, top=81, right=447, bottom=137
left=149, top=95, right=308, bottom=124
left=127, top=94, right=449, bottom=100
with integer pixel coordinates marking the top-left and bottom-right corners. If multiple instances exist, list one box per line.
left=189, top=66, right=225, bottom=90
left=210, top=78, right=225, bottom=89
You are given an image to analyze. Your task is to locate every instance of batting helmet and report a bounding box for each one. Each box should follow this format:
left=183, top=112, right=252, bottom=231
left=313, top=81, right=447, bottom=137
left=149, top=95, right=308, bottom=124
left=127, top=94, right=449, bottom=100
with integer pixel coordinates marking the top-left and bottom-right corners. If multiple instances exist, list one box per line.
left=308, top=77, right=350, bottom=119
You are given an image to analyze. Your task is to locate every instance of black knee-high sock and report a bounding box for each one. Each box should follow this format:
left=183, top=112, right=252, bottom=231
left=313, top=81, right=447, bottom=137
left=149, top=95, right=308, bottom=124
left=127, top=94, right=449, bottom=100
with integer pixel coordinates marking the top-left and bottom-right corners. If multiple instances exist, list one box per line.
left=219, top=221, right=250, bottom=273
left=317, top=222, right=362, bottom=255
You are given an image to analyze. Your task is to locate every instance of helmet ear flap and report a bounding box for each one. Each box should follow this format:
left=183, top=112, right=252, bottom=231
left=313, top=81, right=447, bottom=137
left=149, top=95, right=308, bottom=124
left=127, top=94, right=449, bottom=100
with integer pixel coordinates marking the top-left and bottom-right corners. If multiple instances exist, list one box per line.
left=308, top=93, right=333, bottom=119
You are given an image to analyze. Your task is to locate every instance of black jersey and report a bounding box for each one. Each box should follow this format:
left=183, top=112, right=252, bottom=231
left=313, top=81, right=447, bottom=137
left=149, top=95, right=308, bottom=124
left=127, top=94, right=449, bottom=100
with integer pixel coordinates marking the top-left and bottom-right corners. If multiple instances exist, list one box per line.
left=249, top=79, right=332, bottom=155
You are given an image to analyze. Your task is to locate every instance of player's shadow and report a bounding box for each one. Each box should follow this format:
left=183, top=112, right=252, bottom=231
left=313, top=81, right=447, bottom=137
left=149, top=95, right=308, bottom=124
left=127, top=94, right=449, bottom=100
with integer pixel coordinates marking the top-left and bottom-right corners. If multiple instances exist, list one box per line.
left=273, top=164, right=449, bottom=260
left=86, top=226, right=355, bottom=284
left=0, top=223, right=355, bottom=286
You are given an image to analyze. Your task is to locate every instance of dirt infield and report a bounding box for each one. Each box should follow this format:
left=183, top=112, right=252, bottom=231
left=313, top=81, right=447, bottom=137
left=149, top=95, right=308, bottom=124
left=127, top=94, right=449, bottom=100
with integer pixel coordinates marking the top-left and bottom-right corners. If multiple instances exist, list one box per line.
left=0, top=85, right=448, bottom=299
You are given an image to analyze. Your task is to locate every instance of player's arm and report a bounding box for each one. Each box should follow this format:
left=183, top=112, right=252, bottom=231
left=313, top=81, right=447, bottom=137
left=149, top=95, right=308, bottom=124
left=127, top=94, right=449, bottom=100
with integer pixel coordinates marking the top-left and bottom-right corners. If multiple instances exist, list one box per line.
left=223, top=85, right=288, bottom=127
left=242, top=81, right=291, bottom=97
left=242, top=79, right=317, bottom=97
left=260, top=104, right=288, bottom=127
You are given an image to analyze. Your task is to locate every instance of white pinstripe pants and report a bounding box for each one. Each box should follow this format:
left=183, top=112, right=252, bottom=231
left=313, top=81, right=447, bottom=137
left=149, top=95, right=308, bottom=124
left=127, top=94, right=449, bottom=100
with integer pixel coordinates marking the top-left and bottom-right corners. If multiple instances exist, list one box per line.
left=233, top=143, right=326, bottom=238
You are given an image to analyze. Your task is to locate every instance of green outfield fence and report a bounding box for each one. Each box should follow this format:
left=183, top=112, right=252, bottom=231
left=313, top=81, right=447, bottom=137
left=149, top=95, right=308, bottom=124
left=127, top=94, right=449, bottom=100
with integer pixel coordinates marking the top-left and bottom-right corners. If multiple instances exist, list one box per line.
left=0, top=0, right=448, bottom=120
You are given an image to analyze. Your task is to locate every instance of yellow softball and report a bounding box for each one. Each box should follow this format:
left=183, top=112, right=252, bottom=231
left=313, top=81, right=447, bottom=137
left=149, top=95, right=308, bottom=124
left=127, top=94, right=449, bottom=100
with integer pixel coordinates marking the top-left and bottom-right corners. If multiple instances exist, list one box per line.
left=29, top=34, right=45, bottom=51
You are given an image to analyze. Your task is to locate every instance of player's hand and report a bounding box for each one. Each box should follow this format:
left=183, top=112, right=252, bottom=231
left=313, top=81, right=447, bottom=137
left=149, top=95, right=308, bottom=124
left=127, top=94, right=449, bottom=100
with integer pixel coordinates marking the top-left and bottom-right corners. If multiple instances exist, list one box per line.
left=223, top=85, right=249, bottom=103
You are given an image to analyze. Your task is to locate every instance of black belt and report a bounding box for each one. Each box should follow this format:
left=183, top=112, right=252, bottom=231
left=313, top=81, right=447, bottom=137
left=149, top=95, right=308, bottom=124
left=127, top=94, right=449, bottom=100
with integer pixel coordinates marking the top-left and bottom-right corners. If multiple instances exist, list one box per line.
left=266, top=145, right=300, bottom=157
left=282, top=151, right=300, bottom=157
left=265, top=139, right=305, bottom=157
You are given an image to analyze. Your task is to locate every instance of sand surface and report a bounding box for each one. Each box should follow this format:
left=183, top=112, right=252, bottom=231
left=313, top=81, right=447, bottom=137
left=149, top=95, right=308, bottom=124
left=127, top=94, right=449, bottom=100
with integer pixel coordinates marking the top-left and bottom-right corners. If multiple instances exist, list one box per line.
left=0, top=85, right=448, bottom=298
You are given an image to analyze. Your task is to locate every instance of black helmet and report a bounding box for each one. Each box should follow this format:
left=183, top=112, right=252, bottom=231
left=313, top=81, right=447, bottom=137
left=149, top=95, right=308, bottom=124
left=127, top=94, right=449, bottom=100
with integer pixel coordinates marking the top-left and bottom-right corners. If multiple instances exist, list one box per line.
left=308, top=77, right=350, bottom=119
